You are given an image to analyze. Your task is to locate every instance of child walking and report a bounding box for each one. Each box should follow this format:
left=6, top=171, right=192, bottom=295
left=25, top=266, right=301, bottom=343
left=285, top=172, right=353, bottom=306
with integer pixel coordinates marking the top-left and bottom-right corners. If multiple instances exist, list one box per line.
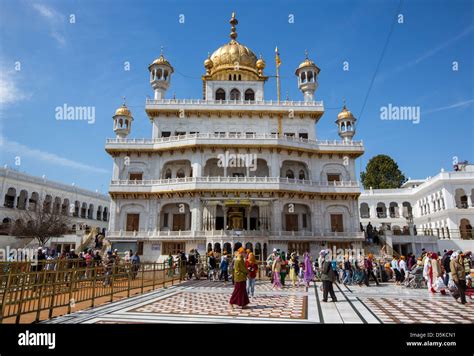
left=297, top=262, right=305, bottom=287
left=245, top=253, right=258, bottom=297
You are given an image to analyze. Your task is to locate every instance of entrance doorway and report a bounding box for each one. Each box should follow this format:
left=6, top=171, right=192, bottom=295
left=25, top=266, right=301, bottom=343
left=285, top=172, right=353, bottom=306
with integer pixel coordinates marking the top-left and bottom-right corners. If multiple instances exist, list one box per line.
left=285, top=214, right=298, bottom=231
left=126, top=214, right=139, bottom=231
left=228, top=207, right=245, bottom=230
left=172, top=213, right=186, bottom=231
left=330, top=214, right=344, bottom=232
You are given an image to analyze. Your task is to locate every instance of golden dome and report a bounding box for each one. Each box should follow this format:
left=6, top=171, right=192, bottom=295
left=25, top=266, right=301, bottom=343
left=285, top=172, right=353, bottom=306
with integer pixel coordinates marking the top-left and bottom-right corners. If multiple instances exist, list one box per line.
left=295, top=51, right=320, bottom=74
left=210, top=41, right=258, bottom=71
left=205, top=13, right=263, bottom=79
left=337, top=105, right=355, bottom=120
left=114, top=104, right=132, bottom=117
left=256, top=55, right=266, bottom=69
left=149, top=53, right=174, bottom=72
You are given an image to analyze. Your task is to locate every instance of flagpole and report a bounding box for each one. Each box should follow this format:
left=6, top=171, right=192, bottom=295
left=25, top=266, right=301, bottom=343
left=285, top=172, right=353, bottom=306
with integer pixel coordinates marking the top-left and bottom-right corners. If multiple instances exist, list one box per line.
left=275, top=46, right=282, bottom=136
left=275, top=46, right=281, bottom=104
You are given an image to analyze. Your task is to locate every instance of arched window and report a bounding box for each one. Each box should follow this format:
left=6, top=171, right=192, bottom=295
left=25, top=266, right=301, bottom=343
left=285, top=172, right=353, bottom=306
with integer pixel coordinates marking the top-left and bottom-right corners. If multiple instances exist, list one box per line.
left=307, top=71, right=313, bottom=82
left=4, top=187, right=16, bottom=208
left=233, top=74, right=237, bottom=81
left=215, top=88, right=226, bottom=100
left=244, top=89, right=255, bottom=101
left=238, top=74, right=242, bottom=81
left=301, top=72, right=306, bottom=83
left=286, top=170, right=294, bottom=179
left=164, top=169, right=172, bottom=179
left=230, top=89, right=241, bottom=100
left=176, top=169, right=185, bottom=178
left=298, top=170, right=305, bottom=180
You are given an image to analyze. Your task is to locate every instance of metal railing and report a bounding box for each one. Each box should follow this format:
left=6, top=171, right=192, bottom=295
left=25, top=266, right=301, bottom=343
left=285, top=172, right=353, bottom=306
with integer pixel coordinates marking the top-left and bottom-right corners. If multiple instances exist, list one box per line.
left=0, top=259, right=181, bottom=323
left=419, top=228, right=473, bottom=240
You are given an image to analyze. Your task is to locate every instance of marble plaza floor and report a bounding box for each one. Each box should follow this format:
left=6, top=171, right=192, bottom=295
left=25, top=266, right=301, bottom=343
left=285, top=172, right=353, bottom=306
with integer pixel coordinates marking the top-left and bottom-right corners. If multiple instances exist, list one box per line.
left=41, top=280, right=473, bottom=324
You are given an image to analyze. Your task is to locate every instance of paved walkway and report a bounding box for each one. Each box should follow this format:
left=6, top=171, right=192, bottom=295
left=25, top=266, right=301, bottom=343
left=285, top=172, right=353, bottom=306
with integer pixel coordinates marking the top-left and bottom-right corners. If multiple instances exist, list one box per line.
left=42, top=280, right=473, bottom=324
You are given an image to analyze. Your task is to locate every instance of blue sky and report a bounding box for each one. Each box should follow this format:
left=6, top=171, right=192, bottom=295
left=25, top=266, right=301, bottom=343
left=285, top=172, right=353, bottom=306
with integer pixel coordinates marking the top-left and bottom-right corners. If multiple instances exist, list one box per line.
left=0, top=0, right=473, bottom=193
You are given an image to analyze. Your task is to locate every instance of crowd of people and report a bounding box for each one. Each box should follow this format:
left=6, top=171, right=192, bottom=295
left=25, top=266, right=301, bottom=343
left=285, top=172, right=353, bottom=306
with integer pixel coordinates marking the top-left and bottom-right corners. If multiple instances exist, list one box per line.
left=10, top=246, right=142, bottom=286
left=9, top=243, right=473, bottom=307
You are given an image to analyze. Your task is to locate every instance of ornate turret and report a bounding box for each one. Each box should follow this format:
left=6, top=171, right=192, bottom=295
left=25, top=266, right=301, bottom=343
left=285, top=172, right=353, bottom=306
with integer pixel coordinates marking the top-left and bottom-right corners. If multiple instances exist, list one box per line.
left=336, top=103, right=357, bottom=142
left=149, top=47, right=174, bottom=100
left=113, top=99, right=133, bottom=138
left=295, top=50, right=320, bottom=102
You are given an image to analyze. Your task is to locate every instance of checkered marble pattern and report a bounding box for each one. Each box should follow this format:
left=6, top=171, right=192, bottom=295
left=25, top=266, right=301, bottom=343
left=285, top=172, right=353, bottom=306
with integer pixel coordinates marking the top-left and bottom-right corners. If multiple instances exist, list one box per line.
left=130, top=291, right=306, bottom=319
left=363, top=297, right=474, bottom=324
left=41, top=279, right=472, bottom=324
left=181, top=279, right=307, bottom=292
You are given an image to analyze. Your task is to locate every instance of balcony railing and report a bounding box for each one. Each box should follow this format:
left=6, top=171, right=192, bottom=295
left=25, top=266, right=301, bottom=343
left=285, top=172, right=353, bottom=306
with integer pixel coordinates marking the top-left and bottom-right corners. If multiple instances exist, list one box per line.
left=110, top=177, right=360, bottom=186
left=110, top=176, right=360, bottom=188
left=145, top=98, right=324, bottom=108
left=107, top=230, right=365, bottom=241
left=106, top=132, right=363, bottom=147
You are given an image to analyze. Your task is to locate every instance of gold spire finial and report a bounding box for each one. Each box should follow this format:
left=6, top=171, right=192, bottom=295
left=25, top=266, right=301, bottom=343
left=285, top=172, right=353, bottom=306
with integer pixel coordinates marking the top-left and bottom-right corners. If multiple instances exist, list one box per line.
left=122, top=96, right=126, bottom=106
left=229, top=12, right=238, bottom=41
left=305, top=49, right=308, bottom=59
left=160, top=46, right=164, bottom=56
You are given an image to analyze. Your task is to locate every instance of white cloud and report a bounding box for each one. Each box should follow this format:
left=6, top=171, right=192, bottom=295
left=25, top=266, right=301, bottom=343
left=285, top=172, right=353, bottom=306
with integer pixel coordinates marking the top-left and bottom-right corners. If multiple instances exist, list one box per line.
left=32, top=3, right=61, bottom=21
left=31, top=3, right=66, bottom=46
left=377, top=25, right=474, bottom=83
left=424, top=99, right=474, bottom=114
left=0, top=70, right=31, bottom=106
left=0, top=138, right=109, bottom=174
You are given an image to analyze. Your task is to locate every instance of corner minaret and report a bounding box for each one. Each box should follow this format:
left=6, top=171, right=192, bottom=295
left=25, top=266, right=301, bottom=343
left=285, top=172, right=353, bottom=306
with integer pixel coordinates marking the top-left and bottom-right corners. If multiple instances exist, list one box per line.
left=336, top=103, right=357, bottom=142
left=295, top=50, right=320, bottom=102
left=148, top=48, right=174, bottom=100
left=113, top=99, right=133, bottom=138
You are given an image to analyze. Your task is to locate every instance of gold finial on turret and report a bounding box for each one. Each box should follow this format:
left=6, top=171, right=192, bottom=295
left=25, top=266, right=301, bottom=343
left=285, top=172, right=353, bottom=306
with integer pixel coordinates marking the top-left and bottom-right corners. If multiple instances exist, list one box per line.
left=229, top=12, right=238, bottom=41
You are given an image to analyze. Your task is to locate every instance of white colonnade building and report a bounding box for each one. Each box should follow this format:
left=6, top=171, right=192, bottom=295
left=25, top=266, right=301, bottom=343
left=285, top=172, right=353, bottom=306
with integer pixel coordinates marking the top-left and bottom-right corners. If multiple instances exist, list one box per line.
left=359, top=162, right=474, bottom=255
left=105, top=13, right=365, bottom=261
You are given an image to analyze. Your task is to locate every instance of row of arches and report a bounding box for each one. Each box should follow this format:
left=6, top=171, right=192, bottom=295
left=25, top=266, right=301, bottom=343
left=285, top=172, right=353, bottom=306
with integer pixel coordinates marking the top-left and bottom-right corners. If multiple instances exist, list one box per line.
left=359, top=202, right=413, bottom=219
left=121, top=201, right=350, bottom=234
left=150, top=68, right=170, bottom=82
left=299, top=69, right=317, bottom=84
left=215, top=88, right=255, bottom=101
left=3, top=187, right=108, bottom=221
left=125, top=158, right=349, bottom=182
left=338, top=121, right=354, bottom=132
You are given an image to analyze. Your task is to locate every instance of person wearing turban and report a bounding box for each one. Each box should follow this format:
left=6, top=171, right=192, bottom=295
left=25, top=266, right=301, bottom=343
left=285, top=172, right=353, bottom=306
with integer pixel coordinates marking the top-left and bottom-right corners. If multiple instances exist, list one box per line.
left=229, top=247, right=250, bottom=309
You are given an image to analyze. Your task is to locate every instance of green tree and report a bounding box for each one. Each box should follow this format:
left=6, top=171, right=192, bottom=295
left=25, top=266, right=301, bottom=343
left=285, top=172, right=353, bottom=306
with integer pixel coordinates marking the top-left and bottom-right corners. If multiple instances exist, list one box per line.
left=360, top=154, right=407, bottom=189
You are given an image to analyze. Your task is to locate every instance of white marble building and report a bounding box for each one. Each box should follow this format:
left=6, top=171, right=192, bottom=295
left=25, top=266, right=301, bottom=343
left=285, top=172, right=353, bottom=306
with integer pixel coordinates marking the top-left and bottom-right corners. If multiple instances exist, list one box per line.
left=0, top=167, right=110, bottom=251
left=359, top=162, right=474, bottom=255
left=105, top=13, right=365, bottom=261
